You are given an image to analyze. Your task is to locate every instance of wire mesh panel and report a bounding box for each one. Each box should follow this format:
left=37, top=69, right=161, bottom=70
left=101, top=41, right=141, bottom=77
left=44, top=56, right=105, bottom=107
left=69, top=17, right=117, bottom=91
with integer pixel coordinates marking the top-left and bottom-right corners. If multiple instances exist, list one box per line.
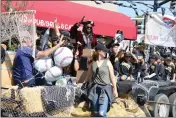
left=1, top=10, right=35, bottom=42
left=1, top=85, right=79, bottom=117
left=1, top=10, right=36, bottom=56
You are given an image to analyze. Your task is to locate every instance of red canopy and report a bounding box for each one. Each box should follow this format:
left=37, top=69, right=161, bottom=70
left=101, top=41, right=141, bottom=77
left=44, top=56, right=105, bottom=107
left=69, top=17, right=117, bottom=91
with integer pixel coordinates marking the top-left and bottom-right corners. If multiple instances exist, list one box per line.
left=2, top=1, right=137, bottom=40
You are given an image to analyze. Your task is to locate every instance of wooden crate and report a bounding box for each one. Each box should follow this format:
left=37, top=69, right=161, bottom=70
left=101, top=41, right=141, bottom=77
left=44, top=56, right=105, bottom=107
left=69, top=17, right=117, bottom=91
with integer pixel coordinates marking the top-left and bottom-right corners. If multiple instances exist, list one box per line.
left=1, top=51, right=16, bottom=87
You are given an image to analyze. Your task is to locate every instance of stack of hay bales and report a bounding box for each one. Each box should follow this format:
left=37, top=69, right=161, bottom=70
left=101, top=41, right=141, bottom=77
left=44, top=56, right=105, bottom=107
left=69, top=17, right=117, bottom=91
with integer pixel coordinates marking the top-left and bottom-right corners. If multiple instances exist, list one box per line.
left=1, top=86, right=76, bottom=117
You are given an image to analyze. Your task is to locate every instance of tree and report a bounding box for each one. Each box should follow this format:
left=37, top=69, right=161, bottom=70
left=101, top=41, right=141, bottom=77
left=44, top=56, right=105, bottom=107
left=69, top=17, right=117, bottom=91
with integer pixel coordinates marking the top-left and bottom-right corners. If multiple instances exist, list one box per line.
left=1, top=0, right=34, bottom=12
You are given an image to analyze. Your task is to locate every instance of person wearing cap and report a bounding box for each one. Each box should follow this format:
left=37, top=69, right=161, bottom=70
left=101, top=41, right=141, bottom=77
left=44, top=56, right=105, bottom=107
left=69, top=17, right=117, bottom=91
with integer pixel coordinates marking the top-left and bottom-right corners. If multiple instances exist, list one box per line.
left=98, top=35, right=107, bottom=46
left=85, top=42, right=118, bottom=117
left=109, top=43, right=120, bottom=76
left=107, top=30, right=124, bottom=49
left=54, top=18, right=73, bottom=47
left=130, top=52, right=140, bottom=80
left=147, top=54, right=165, bottom=80
left=70, top=18, right=97, bottom=56
left=163, top=56, right=175, bottom=81
left=147, top=54, right=158, bottom=78
left=118, top=52, right=133, bottom=81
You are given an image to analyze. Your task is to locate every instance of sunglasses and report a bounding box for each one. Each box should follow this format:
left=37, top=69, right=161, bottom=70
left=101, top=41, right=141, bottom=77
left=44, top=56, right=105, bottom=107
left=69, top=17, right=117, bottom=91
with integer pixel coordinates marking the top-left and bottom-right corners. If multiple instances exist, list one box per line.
left=87, top=26, right=92, bottom=29
left=96, top=67, right=99, bottom=74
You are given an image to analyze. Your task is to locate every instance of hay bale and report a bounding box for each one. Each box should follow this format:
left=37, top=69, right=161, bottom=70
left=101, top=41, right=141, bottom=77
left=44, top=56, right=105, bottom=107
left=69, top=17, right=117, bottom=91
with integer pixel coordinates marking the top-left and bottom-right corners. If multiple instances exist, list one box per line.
left=71, top=107, right=91, bottom=117
left=20, top=86, right=45, bottom=114
left=71, top=97, right=146, bottom=117
left=1, top=86, right=19, bottom=110
left=107, top=103, right=130, bottom=117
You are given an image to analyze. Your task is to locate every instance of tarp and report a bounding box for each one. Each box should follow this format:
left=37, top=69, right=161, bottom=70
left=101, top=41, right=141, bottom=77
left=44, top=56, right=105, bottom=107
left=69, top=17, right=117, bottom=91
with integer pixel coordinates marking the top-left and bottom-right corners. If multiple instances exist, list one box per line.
left=1, top=1, right=137, bottom=40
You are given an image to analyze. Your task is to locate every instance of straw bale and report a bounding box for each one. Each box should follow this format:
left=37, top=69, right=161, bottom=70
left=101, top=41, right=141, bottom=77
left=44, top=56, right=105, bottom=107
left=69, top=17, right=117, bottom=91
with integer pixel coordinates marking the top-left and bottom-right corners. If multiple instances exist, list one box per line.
left=20, top=86, right=45, bottom=114
left=1, top=86, right=19, bottom=110
left=71, top=97, right=146, bottom=117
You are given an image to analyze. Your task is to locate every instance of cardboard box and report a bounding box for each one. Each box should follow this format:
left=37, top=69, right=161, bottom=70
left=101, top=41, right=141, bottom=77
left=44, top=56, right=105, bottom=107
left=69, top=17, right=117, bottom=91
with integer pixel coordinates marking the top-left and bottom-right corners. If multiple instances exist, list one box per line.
left=82, top=49, right=94, bottom=57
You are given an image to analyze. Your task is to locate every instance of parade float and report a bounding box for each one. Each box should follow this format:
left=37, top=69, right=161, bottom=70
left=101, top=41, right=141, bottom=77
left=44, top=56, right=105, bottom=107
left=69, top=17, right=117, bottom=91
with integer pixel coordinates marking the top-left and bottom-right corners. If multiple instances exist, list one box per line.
left=1, top=1, right=176, bottom=117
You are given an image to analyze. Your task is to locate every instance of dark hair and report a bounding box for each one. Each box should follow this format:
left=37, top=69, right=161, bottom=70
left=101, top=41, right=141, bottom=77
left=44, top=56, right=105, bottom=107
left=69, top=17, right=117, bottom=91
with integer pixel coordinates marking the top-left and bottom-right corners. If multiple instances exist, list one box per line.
left=83, top=24, right=93, bottom=35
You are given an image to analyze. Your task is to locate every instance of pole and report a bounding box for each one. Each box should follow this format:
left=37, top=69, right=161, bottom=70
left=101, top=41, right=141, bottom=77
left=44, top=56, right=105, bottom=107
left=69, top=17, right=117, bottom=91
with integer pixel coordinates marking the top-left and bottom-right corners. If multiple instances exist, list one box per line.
left=158, top=0, right=171, bottom=7
left=153, top=0, right=158, bottom=12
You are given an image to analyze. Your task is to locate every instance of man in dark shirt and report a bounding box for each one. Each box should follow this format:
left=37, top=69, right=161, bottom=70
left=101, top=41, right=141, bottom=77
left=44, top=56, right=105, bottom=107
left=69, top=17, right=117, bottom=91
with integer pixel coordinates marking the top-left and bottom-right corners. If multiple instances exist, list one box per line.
left=13, top=36, right=65, bottom=87
left=147, top=54, right=165, bottom=80
left=147, top=54, right=159, bottom=80
left=109, top=43, right=120, bottom=76
left=119, top=52, right=133, bottom=81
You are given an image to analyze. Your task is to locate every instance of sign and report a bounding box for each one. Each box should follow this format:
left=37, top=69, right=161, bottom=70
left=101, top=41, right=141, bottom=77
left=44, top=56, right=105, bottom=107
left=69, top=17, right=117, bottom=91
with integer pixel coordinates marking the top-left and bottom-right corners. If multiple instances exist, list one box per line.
left=19, top=14, right=73, bottom=30
left=145, top=12, right=176, bottom=47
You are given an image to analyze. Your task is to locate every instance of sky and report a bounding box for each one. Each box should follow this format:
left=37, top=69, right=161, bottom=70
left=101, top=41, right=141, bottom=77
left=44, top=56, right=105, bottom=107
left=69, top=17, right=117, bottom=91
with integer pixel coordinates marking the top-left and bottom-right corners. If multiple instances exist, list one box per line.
left=117, top=1, right=173, bottom=17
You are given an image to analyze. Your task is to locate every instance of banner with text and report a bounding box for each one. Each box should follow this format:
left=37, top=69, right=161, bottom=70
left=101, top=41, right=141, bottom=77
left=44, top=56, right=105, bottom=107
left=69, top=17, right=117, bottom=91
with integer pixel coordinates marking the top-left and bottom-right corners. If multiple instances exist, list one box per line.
left=145, top=12, right=176, bottom=47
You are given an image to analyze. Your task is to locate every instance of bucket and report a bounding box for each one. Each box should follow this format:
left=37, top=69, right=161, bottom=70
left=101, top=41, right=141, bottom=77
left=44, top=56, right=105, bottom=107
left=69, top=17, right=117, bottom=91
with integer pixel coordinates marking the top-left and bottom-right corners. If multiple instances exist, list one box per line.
left=1, top=51, right=16, bottom=87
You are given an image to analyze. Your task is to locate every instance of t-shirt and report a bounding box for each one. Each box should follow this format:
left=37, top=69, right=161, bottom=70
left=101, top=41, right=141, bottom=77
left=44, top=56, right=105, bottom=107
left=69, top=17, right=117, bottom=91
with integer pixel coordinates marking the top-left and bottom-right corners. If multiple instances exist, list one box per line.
left=164, top=64, right=175, bottom=80
left=13, top=46, right=38, bottom=83
left=148, top=63, right=158, bottom=75
left=119, top=61, right=132, bottom=76
left=113, top=59, right=120, bottom=76
left=131, top=62, right=140, bottom=79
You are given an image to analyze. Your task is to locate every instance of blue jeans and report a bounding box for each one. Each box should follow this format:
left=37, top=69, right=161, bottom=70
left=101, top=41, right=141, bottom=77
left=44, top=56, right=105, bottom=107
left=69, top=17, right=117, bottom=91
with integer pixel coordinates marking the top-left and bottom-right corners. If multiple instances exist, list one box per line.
left=91, top=87, right=109, bottom=117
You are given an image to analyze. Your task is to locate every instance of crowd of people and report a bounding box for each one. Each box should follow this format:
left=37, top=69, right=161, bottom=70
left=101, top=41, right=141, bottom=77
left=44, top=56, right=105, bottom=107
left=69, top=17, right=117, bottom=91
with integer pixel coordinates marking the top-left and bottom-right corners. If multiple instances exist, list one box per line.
left=1, top=17, right=176, bottom=117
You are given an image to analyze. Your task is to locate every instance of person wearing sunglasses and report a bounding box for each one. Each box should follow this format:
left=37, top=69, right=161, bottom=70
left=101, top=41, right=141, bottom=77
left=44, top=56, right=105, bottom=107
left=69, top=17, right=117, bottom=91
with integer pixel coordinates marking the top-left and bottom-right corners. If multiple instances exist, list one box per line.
left=70, top=18, right=97, bottom=57
left=85, top=43, right=118, bottom=117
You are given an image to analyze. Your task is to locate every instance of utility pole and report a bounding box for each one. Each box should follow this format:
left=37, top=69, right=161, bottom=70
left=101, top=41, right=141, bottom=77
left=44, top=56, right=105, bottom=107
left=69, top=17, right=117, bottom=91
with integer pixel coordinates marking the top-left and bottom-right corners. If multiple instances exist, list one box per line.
left=153, top=0, right=172, bottom=12
left=153, top=0, right=158, bottom=12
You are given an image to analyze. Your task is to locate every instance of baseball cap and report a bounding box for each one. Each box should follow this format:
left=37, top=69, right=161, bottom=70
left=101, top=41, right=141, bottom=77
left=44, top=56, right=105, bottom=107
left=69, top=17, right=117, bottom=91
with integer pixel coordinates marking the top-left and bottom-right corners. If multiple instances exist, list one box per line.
left=150, top=54, right=160, bottom=59
left=111, top=42, right=120, bottom=47
left=60, top=30, right=72, bottom=41
left=165, top=56, right=172, bottom=61
left=95, top=43, right=109, bottom=53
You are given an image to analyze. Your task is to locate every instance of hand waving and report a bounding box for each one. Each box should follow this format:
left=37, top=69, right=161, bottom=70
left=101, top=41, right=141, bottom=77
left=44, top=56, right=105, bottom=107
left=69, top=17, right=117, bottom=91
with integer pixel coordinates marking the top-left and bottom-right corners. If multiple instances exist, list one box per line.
left=58, top=35, right=65, bottom=46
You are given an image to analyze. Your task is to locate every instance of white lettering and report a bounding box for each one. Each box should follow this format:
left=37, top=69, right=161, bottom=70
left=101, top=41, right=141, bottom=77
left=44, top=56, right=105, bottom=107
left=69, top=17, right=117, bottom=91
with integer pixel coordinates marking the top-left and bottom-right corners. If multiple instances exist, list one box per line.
left=50, top=22, right=54, bottom=27
left=41, top=20, right=44, bottom=26
left=34, top=19, right=37, bottom=24
left=46, top=21, right=49, bottom=27
left=65, top=24, right=68, bottom=30
left=33, top=19, right=73, bottom=29
left=61, top=24, right=64, bottom=29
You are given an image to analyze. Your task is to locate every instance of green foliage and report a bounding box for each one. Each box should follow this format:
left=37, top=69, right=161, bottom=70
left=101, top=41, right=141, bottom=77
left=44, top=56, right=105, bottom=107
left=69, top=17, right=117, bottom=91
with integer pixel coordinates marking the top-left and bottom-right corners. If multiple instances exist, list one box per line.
left=8, top=43, right=18, bottom=51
